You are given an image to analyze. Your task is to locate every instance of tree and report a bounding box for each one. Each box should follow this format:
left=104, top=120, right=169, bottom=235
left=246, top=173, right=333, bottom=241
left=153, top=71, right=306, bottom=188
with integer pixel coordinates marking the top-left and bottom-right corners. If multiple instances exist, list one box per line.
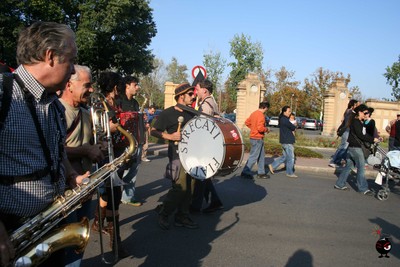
left=266, top=67, right=301, bottom=116
left=203, top=49, right=226, bottom=110
left=0, top=0, right=32, bottom=67
left=349, top=86, right=363, bottom=102
left=166, top=57, right=188, bottom=84
left=304, top=67, right=350, bottom=119
left=0, top=0, right=156, bottom=76
left=203, top=50, right=226, bottom=92
left=227, top=33, right=263, bottom=103
left=384, top=55, right=400, bottom=100
left=139, top=58, right=166, bottom=108
left=77, top=0, right=156, bottom=76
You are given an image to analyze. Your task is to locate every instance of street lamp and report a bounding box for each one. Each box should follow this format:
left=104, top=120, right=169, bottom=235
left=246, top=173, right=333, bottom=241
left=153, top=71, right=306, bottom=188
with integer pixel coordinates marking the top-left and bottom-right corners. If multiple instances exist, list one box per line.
left=290, top=93, right=295, bottom=110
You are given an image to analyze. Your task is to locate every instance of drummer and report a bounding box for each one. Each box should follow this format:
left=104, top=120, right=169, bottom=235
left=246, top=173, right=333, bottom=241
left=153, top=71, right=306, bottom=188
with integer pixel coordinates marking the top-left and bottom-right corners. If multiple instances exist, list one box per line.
left=151, top=83, right=199, bottom=230
left=190, top=79, right=224, bottom=213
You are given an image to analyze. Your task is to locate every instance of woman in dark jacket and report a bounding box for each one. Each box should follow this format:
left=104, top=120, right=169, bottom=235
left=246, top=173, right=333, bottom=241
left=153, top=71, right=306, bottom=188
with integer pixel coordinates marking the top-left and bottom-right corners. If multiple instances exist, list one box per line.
left=334, top=104, right=379, bottom=195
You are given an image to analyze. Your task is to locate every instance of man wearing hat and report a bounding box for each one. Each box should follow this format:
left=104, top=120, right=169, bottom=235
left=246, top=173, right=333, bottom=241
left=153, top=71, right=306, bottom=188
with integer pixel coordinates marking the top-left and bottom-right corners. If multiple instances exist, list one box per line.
left=151, top=82, right=199, bottom=230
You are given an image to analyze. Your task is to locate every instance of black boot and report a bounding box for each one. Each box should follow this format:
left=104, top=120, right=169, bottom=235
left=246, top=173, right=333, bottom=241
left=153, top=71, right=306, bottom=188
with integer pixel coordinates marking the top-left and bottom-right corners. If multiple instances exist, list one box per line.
left=106, top=216, right=130, bottom=259
left=91, top=205, right=107, bottom=234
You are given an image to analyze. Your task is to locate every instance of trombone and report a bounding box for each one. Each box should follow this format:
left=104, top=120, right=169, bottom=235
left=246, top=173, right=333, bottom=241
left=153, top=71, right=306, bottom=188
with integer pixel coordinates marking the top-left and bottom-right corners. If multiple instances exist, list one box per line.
left=90, top=92, right=130, bottom=264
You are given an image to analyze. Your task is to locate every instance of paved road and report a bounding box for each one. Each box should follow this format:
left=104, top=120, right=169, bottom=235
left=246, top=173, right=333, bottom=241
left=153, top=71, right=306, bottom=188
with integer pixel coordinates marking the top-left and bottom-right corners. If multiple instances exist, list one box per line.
left=82, top=155, right=400, bottom=267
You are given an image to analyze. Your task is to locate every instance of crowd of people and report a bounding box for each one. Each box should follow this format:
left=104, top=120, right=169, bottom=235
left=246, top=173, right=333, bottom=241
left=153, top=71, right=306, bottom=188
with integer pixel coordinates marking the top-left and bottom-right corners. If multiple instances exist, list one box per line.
left=0, top=21, right=395, bottom=267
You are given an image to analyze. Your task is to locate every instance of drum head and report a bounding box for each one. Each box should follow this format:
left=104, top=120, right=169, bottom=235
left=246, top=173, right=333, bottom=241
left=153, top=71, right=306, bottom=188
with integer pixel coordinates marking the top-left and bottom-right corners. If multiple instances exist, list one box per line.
left=179, top=117, right=229, bottom=180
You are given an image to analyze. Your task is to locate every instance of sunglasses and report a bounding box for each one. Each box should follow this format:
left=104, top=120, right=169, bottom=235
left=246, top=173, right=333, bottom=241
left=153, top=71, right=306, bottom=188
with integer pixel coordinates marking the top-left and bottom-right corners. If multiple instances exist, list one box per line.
left=363, top=112, right=369, bottom=115
left=186, top=92, right=194, bottom=96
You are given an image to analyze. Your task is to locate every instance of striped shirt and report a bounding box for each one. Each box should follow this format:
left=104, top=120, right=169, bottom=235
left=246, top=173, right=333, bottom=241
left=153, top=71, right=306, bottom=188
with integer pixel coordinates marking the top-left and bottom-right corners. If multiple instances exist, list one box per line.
left=0, top=66, right=67, bottom=217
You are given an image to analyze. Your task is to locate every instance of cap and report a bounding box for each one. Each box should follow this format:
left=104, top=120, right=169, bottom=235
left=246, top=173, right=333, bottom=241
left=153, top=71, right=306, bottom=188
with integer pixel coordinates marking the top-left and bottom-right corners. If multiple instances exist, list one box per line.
left=174, top=83, right=194, bottom=96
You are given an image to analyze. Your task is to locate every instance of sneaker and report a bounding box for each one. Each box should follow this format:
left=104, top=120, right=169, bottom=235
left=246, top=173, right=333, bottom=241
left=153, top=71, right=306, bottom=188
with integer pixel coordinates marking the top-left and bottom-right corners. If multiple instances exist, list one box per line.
left=268, top=164, right=275, bottom=174
left=174, top=216, right=199, bottom=229
left=257, top=174, right=270, bottom=179
left=328, top=163, right=337, bottom=168
left=286, top=174, right=298, bottom=178
left=202, top=201, right=224, bottom=213
left=334, top=184, right=349, bottom=191
left=158, top=214, right=170, bottom=230
left=241, top=173, right=254, bottom=179
left=363, top=189, right=374, bottom=196
left=122, top=200, right=142, bottom=207
left=142, top=158, right=151, bottom=162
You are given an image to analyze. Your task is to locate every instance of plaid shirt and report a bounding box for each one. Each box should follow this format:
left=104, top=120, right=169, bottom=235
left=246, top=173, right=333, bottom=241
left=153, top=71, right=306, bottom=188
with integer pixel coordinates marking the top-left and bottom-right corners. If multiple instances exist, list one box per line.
left=0, top=66, right=67, bottom=217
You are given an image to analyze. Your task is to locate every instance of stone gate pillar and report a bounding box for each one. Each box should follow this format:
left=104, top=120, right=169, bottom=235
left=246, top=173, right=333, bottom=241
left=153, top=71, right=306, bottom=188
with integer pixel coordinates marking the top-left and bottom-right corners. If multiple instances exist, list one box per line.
left=322, top=78, right=350, bottom=136
left=164, top=81, right=176, bottom=109
left=236, top=73, right=266, bottom=131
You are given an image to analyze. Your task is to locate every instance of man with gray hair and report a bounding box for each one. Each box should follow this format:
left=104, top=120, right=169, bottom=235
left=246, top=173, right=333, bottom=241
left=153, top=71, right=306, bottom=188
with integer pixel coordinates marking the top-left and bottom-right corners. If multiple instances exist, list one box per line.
left=60, top=65, right=106, bottom=265
left=0, top=22, right=87, bottom=267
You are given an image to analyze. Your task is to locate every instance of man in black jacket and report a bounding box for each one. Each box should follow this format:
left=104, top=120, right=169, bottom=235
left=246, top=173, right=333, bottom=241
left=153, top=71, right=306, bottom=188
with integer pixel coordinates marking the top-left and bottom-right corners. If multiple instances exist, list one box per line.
left=268, top=106, right=297, bottom=178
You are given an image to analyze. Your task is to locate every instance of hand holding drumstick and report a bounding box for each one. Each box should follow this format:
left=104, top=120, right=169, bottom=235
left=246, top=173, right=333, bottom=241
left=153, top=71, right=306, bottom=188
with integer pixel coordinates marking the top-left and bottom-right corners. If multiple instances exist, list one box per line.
left=174, top=116, right=184, bottom=145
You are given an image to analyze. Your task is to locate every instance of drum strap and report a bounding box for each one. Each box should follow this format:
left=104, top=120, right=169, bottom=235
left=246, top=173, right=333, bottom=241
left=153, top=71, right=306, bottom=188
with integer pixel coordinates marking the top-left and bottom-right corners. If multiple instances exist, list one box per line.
left=176, top=104, right=215, bottom=119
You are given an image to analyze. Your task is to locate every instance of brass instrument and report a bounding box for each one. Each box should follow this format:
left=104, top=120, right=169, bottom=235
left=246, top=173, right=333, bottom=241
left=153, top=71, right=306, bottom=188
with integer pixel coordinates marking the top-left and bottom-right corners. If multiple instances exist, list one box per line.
left=90, top=92, right=130, bottom=264
left=10, top=95, right=136, bottom=267
left=140, top=94, right=148, bottom=113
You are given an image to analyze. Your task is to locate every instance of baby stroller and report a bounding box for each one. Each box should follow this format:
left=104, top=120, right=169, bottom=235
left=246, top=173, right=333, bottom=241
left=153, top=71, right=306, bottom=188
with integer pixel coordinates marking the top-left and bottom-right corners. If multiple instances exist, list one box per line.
left=372, top=145, right=400, bottom=201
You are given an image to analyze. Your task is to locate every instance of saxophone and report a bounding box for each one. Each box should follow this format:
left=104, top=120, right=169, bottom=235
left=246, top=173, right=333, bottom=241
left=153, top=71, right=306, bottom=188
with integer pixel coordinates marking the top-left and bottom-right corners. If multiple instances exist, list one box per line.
left=10, top=101, right=136, bottom=267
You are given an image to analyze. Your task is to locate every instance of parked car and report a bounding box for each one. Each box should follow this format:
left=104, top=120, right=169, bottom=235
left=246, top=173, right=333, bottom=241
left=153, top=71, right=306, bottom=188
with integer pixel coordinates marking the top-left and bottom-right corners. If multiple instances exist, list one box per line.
left=265, top=116, right=270, bottom=126
left=223, top=113, right=236, bottom=123
left=295, top=116, right=307, bottom=129
left=303, top=118, right=320, bottom=130
left=269, top=116, right=279, bottom=127
left=317, top=120, right=324, bottom=131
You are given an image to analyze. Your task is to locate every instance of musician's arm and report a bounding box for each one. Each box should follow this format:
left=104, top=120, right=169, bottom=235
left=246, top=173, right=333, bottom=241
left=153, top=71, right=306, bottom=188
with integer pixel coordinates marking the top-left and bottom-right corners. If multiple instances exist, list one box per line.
left=65, top=144, right=105, bottom=163
left=0, top=220, right=15, bottom=267
left=63, top=158, right=90, bottom=188
left=151, top=127, right=180, bottom=141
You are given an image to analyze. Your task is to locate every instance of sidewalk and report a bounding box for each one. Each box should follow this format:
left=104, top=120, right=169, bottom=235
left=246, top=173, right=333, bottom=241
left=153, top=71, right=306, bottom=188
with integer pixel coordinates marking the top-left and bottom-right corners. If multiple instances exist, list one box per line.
left=147, top=143, right=379, bottom=178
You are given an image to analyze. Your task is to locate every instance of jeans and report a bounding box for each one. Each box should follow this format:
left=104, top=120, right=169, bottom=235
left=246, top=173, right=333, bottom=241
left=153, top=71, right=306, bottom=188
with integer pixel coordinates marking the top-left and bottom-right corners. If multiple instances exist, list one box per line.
left=121, top=161, right=139, bottom=202
left=335, top=147, right=369, bottom=192
left=64, top=200, right=93, bottom=267
left=331, top=130, right=349, bottom=164
left=242, top=138, right=265, bottom=175
left=121, top=146, right=142, bottom=202
left=271, top=144, right=295, bottom=175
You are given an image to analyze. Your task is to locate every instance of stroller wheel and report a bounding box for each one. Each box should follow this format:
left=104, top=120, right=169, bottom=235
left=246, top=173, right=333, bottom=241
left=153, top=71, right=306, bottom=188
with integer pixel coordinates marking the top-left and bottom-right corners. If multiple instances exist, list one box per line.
left=377, top=190, right=389, bottom=201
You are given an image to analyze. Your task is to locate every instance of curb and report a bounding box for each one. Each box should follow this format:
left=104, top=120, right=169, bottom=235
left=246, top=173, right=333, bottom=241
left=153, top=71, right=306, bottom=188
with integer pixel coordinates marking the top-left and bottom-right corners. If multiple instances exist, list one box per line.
left=147, top=144, right=379, bottom=179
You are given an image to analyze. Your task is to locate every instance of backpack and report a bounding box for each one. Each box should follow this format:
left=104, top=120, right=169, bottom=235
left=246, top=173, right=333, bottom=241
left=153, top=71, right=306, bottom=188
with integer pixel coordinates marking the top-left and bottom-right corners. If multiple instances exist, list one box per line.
left=0, top=73, right=14, bottom=132
left=336, top=120, right=347, bottom=137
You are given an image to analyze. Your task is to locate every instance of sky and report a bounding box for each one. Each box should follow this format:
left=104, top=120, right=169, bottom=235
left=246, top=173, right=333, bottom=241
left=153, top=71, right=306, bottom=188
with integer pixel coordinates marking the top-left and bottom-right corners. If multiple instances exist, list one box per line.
left=148, top=0, right=399, bottom=100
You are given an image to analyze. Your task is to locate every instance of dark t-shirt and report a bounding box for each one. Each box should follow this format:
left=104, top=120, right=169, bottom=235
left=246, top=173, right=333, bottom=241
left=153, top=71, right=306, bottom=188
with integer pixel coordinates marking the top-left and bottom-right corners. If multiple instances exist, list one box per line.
left=153, top=106, right=194, bottom=160
left=118, top=94, right=139, bottom=112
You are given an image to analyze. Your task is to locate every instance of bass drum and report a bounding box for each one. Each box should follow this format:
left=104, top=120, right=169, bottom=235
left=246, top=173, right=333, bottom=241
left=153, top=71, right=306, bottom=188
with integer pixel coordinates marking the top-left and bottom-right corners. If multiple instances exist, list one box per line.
left=178, top=116, right=244, bottom=180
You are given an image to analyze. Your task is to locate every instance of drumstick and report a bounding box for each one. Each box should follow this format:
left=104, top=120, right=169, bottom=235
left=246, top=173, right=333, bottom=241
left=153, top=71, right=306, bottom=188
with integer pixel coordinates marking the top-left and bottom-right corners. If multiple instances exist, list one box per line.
left=174, top=116, right=184, bottom=145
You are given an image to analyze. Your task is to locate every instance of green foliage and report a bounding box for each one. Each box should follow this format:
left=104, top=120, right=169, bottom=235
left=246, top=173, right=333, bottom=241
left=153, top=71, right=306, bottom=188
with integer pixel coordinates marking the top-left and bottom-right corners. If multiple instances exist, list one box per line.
left=203, top=50, right=226, bottom=94
left=227, top=33, right=263, bottom=104
left=139, top=58, right=166, bottom=108
left=77, top=0, right=156, bottom=76
left=265, top=67, right=301, bottom=116
left=303, top=68, right=350, bottom=120
left=384, top=55, right=400, bottom=100
left=166, top=57, right=189, bottom=84
left=0, top=0, right=156, bottom=76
